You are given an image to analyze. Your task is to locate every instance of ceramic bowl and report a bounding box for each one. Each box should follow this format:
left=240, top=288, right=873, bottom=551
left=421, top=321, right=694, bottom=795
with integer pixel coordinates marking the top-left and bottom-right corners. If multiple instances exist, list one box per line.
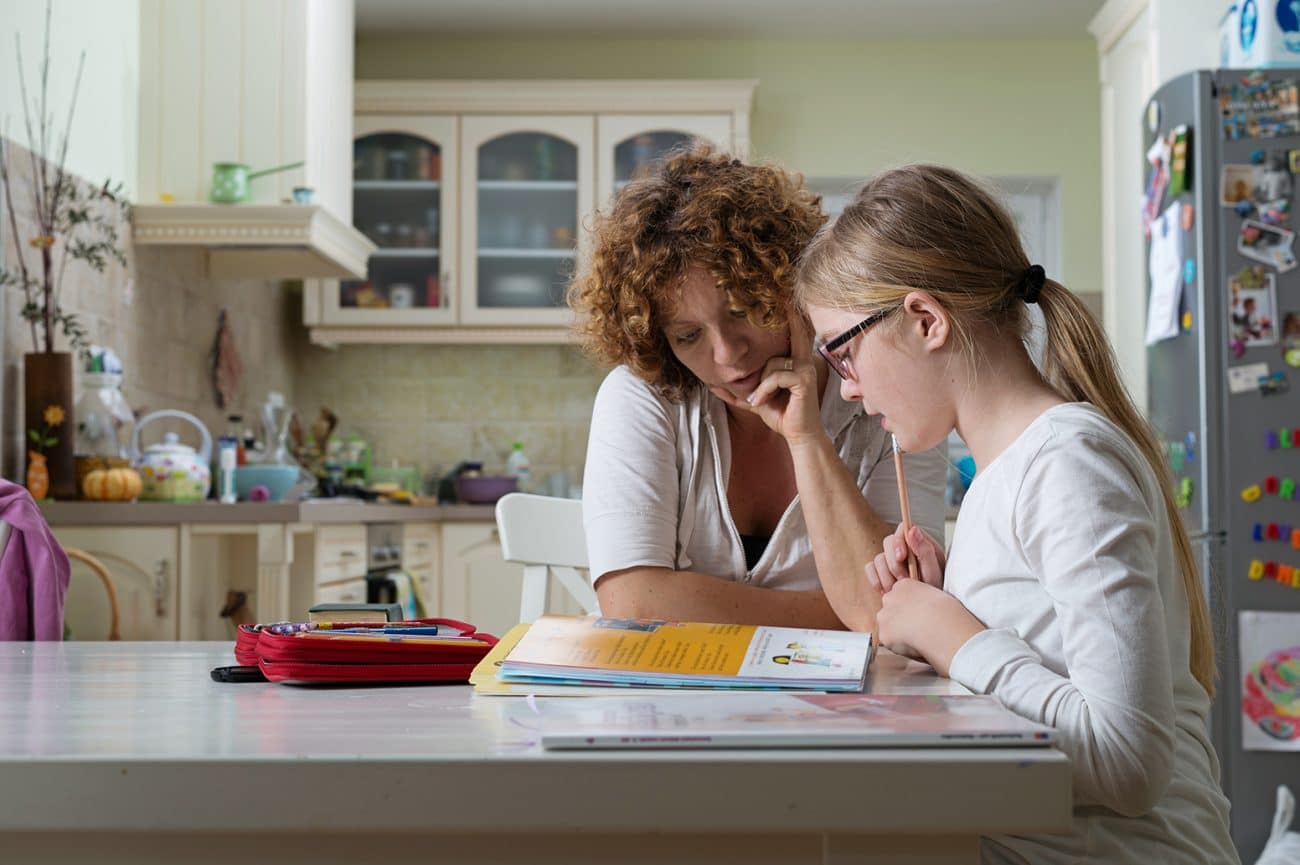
left=454, top=475, right=518, bottom=504
left=235, top=465, right=301, bottom=502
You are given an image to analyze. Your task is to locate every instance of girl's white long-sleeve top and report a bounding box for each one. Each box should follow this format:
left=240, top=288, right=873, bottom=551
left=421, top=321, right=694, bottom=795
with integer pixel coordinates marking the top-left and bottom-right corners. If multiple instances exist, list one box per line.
left=946, top=403, right=1239, bottom=865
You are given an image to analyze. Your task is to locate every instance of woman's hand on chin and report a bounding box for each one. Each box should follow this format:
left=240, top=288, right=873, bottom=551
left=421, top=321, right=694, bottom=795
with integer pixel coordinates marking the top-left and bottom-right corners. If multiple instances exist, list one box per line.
left=742, top=311, right=825, bottom=444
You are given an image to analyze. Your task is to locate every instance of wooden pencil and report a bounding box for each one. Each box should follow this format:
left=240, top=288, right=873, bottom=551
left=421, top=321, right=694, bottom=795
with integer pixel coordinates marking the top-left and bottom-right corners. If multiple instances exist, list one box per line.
left=892, top=434, right=920, bottom=581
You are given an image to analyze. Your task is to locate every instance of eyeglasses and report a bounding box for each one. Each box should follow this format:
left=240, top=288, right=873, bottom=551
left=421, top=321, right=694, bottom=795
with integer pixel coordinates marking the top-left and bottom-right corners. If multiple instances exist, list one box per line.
left=813, top=308, right=892, bottom=381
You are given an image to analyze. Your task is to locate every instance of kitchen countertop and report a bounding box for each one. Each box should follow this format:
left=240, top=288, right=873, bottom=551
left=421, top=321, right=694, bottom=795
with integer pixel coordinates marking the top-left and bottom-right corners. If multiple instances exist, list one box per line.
left=39, top=500, right=500, bottom=525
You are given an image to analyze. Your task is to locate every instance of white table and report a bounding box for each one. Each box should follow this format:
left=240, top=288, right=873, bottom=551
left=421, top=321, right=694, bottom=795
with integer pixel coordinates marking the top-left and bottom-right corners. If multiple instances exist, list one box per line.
left=0, top=642, right=1071, bottom=864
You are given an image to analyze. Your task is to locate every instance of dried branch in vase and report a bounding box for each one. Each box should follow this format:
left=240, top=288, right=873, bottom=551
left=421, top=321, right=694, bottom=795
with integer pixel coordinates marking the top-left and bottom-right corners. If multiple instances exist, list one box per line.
left=0, top=0, right=130, bottom=357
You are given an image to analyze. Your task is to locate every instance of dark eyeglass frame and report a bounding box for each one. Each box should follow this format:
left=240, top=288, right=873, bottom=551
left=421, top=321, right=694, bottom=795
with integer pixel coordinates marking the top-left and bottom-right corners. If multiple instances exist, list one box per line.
left=814, top=308, right=893, bottom=381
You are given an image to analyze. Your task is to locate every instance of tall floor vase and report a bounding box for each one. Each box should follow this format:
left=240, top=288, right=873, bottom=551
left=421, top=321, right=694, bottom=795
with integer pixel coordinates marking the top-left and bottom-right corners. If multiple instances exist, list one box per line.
left=25, top=352, right=75, bottom=500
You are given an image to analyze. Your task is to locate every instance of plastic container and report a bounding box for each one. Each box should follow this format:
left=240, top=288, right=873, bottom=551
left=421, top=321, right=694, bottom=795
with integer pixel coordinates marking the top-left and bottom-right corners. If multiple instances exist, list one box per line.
left=75, top=372, right=135, bottom=458
left=506, top=441, right=531, bottom=491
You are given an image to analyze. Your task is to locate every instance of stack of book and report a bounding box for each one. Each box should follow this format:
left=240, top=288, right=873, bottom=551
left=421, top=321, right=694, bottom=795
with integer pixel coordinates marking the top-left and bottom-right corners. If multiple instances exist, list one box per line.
left=473, top=615, right=875, bottom=695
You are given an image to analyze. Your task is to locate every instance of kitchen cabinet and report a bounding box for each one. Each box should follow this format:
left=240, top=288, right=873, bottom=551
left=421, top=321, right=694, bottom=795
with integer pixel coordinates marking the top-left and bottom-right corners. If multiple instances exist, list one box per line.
left=459, top=115, right=594, bottom=327
left=56, top=527, right=179, bottom=641
left=45, top=507, right=580, bottom=642
left=402, top=521, right=439, bottom=614
left=596, top=114, right=735, bottom=208
left=438, top=520, right=586, bottom=638
left=320, top=116, right=459, bottom=325
left=305, top=80, right=754, bottom=345
left=438, top=522, right=525, bottom=639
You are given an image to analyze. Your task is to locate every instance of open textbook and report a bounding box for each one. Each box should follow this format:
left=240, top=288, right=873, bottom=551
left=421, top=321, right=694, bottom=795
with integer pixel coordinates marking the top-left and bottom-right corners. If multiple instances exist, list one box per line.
left=530, top=692, right=1057, bottom=750
left=495, top=616, right=874, bottom=692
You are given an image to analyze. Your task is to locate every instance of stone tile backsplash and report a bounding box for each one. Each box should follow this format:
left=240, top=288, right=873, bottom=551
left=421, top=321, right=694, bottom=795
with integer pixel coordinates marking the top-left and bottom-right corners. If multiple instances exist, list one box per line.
left=291, top=343, right=607, bottom=494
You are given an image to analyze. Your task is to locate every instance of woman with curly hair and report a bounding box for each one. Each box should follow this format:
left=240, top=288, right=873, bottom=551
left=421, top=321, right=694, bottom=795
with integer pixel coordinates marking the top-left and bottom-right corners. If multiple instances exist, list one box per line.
left=568, top=146, right=946, bottom=627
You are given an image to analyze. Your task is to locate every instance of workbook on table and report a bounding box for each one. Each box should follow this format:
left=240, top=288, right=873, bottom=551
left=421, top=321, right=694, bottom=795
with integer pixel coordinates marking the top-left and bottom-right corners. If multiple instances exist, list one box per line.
left=494, top=616, right=874, bottom=692
left=530, top=693, right=1057, bottom=750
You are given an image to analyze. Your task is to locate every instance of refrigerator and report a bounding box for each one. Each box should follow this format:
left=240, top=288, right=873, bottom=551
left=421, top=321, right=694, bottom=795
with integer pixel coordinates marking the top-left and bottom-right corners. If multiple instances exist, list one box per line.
left=1145, top=69, right=1300, bottom=862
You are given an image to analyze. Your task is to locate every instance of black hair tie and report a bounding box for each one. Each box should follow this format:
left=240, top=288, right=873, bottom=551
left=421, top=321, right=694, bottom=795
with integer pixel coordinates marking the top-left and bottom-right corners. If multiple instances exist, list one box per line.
left=1019, top=264, right=1046, bottom=304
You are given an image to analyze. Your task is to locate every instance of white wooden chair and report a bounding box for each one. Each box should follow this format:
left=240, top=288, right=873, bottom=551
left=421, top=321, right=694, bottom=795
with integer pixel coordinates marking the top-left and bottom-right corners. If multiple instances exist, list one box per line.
left=494, top=493, right=600, bottom=623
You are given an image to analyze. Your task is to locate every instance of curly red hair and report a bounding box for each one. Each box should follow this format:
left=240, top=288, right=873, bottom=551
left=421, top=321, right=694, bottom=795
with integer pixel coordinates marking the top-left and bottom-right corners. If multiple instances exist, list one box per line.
left=567, top=144, right=825, bottom=401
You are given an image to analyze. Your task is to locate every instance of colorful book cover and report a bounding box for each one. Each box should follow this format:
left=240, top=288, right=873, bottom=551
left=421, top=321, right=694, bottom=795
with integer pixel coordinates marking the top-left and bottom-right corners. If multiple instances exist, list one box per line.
left=496, top=616, right=873, bottom=691
left=525, top=693, right=1057, bottom=750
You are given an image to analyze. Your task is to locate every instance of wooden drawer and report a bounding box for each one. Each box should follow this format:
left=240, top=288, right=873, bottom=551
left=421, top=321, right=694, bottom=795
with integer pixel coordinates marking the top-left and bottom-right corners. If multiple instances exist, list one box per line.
left=314, top=578, right=368, bottom=606
left=315, top=524, right=366, bottom=586
left=402, top=522, right=438, bottom=568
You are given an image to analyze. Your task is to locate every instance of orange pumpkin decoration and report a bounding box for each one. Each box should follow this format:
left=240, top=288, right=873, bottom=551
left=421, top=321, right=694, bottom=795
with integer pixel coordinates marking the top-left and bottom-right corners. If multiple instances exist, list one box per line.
left=82, top=467, right=143, bottom=502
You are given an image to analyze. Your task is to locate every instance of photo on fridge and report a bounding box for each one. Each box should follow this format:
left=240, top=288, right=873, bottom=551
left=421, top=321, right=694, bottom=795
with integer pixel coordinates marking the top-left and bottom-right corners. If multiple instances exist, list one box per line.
left=1229, top=266, right=1279, bottom=346
left=1238, top=219, right=1298, bottom=273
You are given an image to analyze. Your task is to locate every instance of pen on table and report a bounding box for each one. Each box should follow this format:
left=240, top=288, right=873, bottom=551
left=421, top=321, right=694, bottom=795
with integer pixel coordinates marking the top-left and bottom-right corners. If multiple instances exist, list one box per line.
left=891, top=433, right=920, bottom=581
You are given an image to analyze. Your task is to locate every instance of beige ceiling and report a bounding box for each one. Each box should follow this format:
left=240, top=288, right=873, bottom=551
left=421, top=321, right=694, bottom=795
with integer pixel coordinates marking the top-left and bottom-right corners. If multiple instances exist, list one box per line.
left=354, top=0, right=1108, bottom=39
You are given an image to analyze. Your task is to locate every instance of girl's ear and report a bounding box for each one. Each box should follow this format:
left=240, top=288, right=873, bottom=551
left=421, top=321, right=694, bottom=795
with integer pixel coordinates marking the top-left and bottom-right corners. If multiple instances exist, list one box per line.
left=903, top=290, right=951, bottom=353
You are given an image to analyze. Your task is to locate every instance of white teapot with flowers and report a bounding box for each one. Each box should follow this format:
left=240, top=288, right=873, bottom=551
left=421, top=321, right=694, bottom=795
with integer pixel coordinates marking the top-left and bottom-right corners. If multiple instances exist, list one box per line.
left=130, top=411, right=212, bottom=503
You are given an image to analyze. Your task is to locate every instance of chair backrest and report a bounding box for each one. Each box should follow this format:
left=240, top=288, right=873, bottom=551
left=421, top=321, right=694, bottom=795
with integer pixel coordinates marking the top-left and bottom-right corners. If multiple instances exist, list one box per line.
left=494, top=492, right=599, bottom=623
left=63, top=548, right=122, bottom=640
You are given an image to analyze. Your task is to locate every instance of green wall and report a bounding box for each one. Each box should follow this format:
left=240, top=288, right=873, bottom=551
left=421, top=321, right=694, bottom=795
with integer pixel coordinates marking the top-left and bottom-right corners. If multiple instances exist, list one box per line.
left=357, top=35, right=1101, bottom=294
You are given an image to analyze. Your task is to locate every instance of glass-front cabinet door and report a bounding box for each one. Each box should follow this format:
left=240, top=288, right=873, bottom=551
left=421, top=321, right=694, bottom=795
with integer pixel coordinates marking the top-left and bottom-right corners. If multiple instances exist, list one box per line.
left=322, top=115, right=458, bottom=325
left=459, top=116, right=594, bottom=326
left=596, top=115, right=733, bottom=208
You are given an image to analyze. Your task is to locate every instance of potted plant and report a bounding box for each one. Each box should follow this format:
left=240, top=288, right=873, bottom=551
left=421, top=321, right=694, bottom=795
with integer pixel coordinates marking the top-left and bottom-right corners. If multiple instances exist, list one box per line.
left=0, top=2, right=129, bottom=499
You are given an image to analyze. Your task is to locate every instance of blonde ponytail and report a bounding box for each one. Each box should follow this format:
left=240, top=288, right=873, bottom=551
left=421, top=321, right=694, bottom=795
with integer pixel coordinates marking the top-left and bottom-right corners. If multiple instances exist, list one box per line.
left=796, top=164, right=1217, bottom=696
left=1036, top=280, right=1216, bottom=696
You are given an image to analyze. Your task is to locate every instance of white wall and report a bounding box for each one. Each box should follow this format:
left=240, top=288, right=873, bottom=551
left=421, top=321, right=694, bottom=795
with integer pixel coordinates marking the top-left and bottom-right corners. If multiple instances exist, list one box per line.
left=1151, top=0, right=1225, bottom=85
left=0, top=0, right=141, bottom=196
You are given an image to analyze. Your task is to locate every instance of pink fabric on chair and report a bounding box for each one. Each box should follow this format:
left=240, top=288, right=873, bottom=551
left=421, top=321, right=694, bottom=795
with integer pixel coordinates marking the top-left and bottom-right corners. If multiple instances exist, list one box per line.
left=0, top=480, right=70, bottom=640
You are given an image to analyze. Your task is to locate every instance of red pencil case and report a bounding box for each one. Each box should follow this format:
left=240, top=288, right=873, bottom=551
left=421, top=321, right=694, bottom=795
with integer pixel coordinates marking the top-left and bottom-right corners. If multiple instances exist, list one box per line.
left=233, top=618, right=497, bottom=685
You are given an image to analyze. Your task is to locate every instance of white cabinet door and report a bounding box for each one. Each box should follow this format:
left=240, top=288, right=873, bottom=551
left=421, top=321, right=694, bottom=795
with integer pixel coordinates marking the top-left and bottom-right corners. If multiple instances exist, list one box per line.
left=596, top=114, right=733, bottom=208
left=438, top=522, right=525, bottom=638
left=317, top=114, right=459, bottom=326
left=55, top=527, right=179, bottom=641
left=459, top=115, right=595, bottom=327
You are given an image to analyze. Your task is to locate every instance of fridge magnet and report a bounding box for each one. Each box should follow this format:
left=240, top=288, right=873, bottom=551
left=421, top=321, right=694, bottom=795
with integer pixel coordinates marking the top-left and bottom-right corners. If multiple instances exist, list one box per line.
left=1260, top=370, right=1290, bottom=396
left=1146, top=99, right=1160, bottom=134
left=1229, top=362, right=1271, bottom=393
left=1259, top=152, right=1294, bottom=200
left=1220, top=74, right=1300, bottom=140
left=1182, top=310, right=1194, bottom=332
left=1184, top=258, right=1196, bottom=284
left=1283, top=313, right=1300, bottom=366
left=1181, top=203, right=1196, bottom=231
left=1221, top=164, right=1260, bottom=206
left=1238, top=611, right=1300, bottom=751
left=1252, top=149, right=1267, bottom=164
left=1290, top=149, right=1300, bottom=173
left=1238, top=220, right=1298, bottom=273
left=1167, top=125, right=1190, bottom=197
left=1259, top=198, right=1292, bottom=225
left=1230, top=267, right=1279, bottom=345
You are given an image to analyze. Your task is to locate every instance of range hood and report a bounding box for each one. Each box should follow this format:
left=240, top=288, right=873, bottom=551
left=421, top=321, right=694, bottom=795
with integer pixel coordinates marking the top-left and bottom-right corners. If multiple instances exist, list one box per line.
left=134, top=1, right=365, bottom=280
left=131, top=203, right=374, bottom=280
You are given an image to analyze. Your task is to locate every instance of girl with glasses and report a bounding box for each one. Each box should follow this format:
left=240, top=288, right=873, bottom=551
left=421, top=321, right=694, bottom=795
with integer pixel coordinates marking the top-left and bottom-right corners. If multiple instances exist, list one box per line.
left=794, top=164, right=1237, bottom=865
left=567, top=146, right=946, bottom=629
